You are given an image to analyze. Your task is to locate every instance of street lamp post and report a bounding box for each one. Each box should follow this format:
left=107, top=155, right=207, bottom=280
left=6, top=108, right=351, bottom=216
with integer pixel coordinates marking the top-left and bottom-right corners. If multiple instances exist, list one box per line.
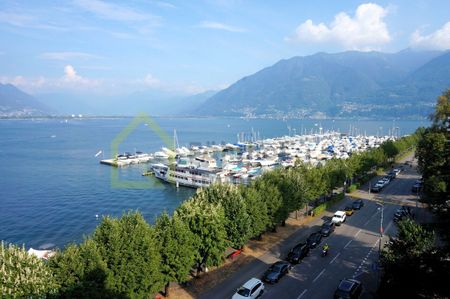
left=376, top=195, right=385, bottom=251
left=377, top=196, right=385, bottom=290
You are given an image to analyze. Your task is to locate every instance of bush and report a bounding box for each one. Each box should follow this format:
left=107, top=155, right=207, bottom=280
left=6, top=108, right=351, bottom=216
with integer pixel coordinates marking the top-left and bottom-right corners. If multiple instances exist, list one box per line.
left=312, top=192, right=344, bottom=216
left=346, top=184, right=358, bottom=193
left=0, top=242, right=57, bottom=297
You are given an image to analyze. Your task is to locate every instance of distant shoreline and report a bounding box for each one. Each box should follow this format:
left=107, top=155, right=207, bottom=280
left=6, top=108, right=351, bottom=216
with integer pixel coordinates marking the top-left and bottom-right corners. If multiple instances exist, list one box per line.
left=0, top=115, right=429, bottom=121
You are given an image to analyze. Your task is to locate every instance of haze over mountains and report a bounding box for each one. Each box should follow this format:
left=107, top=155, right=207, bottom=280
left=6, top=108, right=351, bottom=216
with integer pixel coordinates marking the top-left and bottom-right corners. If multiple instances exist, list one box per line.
left=1, top=49, right=449, bottom=119
left=197, top=49, right=450, bottom=119
left=0, top=83, right=52, bottom=117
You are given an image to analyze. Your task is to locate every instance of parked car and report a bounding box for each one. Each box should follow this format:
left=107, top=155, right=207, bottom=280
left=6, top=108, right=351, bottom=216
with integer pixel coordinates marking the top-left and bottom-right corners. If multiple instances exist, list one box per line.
left=393, top=168, right=401, bottom=175
left=381, top=177, right=391, bottom=185
left=344, top=206, right=354, bottom=216
left=263, top=261, right=290, bottom=284
left=387, top=171, right=396, bottom=180
left=232, top=278, right=264, bottom=299
left=320, top=221, right=335, bottom=237
left=287, top=242, right=310, bottom=264
left=331, top=211, right=347, bottom=226
left=393, top=206, right=412, bottom=222
left=352, top=199, right=364, bottom=210
left=306, top=232, right=323, bottom=248
left=371, top=182, right=384, bottom=193
left=334, top=278, right=363, bottom=299
left=412, top=181, right=423, bottom=193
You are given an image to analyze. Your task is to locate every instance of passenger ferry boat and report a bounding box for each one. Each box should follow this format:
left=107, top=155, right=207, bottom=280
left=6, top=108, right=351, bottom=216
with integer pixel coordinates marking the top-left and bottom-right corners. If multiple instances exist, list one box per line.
left=151, top=163, right=224, bottom=188
left=150, top=156, right=225, bottom=188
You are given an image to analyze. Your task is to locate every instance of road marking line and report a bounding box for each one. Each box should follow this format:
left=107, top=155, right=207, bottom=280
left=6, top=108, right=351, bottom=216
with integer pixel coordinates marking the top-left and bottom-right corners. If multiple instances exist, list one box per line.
left=364, top=209, right=381, bottom=226
left=385, top=221, right=393, bottom=234
left=355, top=229, right=362, bottom=237
left=353, top=239, right=380, bottom=278
left=297, top=289, right=308, bottom=299
left=344, top=240, right=353, bottom=249
left=313, top=269, right=325, bottom=283
left=330, top=252, right=340, bottom=264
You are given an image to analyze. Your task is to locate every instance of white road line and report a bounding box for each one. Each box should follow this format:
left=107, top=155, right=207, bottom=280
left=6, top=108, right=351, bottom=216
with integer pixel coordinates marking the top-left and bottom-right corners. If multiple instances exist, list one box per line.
left=313, top=269, right=325, bottom=283
left=344, top=239, right=353, bottom=249
left=384, top=221, right=393, bottom=234
left=297, top=289, right=308, bottom=299
left=353, top=239, right=381, bottom=278
left=364, top=209, right=380, bottom=226
left=355, top=229, right=362, bottom=237
left=330, top=252, right=341, bottom=264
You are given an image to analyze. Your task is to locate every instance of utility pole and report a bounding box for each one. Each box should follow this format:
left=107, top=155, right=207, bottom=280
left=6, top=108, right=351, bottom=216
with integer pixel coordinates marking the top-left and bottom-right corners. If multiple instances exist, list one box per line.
left=377, top=195, right=385, bottom=290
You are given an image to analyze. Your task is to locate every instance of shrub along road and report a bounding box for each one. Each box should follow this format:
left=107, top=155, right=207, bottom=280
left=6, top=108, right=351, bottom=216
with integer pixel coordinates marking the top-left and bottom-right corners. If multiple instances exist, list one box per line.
left=199, top=154, right=426, bottom=299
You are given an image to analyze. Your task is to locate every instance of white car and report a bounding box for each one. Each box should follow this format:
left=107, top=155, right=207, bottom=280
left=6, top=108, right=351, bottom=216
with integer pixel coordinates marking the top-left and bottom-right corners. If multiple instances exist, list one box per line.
left=331, top=211, right=347, bottom=226
left=381, top=177, right=390, bottom=185
left=232, top=278, right=265, bottom=299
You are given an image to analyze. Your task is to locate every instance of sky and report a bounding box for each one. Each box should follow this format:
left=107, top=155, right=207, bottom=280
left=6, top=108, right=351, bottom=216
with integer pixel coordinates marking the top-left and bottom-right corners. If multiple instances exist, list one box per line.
left=0, top=0, right=450, bottom=97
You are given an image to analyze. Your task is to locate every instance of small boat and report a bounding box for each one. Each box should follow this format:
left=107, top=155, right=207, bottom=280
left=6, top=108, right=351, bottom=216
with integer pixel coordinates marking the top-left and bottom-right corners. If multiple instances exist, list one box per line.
left=27, top=248, right=55, bottom=260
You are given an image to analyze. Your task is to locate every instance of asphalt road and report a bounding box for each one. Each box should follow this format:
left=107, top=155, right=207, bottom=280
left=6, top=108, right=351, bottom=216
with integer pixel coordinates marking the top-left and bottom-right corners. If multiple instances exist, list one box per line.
left=200, top=158, right=422, bottom=299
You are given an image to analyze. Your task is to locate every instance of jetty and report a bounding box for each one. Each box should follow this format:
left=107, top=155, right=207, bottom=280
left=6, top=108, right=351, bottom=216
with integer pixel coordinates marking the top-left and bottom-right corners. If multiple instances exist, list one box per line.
left=98, top=130, right=396, bottom=188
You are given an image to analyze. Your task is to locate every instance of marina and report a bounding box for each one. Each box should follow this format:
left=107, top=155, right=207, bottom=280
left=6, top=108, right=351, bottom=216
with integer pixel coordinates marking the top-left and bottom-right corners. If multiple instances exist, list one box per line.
left=101, top=130, right=395, bottom=188
left=1, top=117, right=422, bottom=249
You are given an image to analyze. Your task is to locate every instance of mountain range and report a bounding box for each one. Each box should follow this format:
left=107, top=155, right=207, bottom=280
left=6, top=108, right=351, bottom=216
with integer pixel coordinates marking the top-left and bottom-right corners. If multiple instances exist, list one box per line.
left=2, top=49, right=449, bottom=119
left=0, top=83, right=52, bottom=117
left=196, top=49, right=450, bottom=119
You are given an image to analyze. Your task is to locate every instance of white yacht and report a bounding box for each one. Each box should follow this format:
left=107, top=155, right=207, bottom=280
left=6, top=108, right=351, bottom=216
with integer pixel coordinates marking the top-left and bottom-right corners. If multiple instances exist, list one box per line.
left=151, top=162, right=224, bottom=188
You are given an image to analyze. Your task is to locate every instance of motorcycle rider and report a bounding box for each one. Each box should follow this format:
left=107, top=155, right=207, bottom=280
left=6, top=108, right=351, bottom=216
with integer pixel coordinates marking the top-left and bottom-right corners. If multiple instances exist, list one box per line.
left=322, top=243, right=329, bottom=253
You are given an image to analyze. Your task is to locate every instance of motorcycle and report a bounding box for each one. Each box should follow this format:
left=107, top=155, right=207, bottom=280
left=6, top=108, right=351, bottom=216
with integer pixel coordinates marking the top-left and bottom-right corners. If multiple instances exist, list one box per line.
left=321, top=248, right=329, bottom=257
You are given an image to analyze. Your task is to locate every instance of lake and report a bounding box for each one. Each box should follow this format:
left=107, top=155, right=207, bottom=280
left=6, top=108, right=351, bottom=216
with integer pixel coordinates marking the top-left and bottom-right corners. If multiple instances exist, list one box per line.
left=0, top=117, right=426, bottom=249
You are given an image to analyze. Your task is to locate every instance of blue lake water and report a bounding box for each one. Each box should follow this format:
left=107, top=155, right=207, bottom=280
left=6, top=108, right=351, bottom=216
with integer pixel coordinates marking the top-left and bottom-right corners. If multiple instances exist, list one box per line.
left=0, top=117, right=426, bottom=249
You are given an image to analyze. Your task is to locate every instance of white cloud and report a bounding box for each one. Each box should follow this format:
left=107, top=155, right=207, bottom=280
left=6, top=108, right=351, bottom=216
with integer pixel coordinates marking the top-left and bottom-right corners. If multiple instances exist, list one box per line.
left=0, top=75, right=47, bottom=91
left=199, top=21, right=246, bottom=33
left=143, top=73, right=161, bottom=87
left=0, top=65, right=99, bottom=93
left=1, top=69, right=208, bottom=96
left=41, top=51, right=102, bottom=60
left=0, top=11, right=34, bottom=27
left=74, top=0, right=160, bottom=24
left=411, top=22, right=450, bottom=50
left=63, top=65, right=81, bottom=82
left=0, top=11, right=67, bottom=31
left=155, top=1, right=177, bottom=9
left=287, top=3, right=391, bottom=51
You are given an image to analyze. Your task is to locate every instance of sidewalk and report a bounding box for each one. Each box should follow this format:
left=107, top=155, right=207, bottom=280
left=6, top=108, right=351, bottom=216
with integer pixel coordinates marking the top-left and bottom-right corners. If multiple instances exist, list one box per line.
left=168, top=213, right=319, bottom=298
left=167, top=152, right=419, bottom=298
left=168, top=198, right=356, bottom=298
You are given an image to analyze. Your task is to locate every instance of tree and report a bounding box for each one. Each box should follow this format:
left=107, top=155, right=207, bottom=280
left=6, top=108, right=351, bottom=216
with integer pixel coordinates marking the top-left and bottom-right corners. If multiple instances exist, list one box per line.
left=154, top=212, right=197, bottom=296
left=323, top=158, right=347, bottom=193
left=297, top=163, right=327, bottom=204
left=416, top=131, right=447, bottom=179
left=175, top=197, right=228, bottom=275
left=415, top=89, right=450, bottom=203
left=416, top=130, right=448, bottom=202
left=380, top=140, right=399, bottom=162
left=193, top=184, right=251, bottom=249
left=92, top=212, right=163, bottom=298
left=380, top=218, right=444, bottom=298
left=252, top=179, right=283, bottom=230
left=430, top=88, right=450, bottom=128
left=240, top=185, right=270, bottom=239
left=0, top=241, right=58, bottom=297
left=49, top=240, right=110, bottom=297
